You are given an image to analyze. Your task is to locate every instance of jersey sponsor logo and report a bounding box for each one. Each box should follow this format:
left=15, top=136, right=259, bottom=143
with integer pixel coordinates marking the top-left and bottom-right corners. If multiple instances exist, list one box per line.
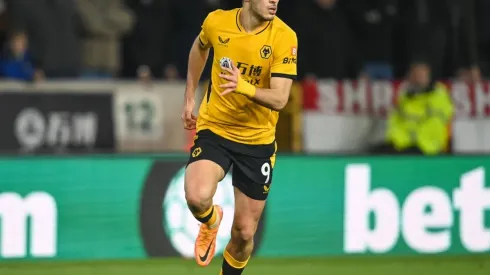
left=236, top=62, right=263, bottom=77
left=282, top=57, right=297, bottom=65
left=237, top=62, right=263, bottom=85
left=260, top=45, right=272, bottom=59
left=218, top=36, right=230, bottom=46
left=291, top=47, right=297, bottom=56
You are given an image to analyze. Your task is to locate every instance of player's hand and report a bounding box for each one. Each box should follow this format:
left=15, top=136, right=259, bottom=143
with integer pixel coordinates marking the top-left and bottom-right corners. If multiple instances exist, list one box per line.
left=182, top=98, right=197, bottom=130
left=219, top=61, right=240, bottom=96
left=219, top=59, right=257, bottom=97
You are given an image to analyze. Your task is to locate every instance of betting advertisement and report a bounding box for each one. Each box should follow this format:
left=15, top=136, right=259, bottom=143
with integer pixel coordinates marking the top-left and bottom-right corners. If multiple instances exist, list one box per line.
left=0, top=155, right=488, bottom=261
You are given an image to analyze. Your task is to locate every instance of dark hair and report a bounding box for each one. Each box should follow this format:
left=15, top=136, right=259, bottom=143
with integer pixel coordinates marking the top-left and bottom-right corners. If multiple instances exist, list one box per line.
left=409, top=61, right=431, bottom=71
left=8, top=29, right=27, bottom=40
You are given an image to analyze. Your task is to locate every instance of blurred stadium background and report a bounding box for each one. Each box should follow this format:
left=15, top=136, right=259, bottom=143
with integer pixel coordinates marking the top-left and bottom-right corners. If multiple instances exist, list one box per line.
left=0, top=0, right=489, bottom=274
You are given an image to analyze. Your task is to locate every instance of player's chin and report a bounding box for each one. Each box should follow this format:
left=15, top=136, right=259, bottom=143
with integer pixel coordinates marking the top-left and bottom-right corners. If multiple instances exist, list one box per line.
left=262, top=13, right=275, bottom=21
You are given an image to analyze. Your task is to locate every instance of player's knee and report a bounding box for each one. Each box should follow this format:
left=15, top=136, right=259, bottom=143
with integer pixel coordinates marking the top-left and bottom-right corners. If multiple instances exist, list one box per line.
left=231, top=221, right=256, bottom=244
left=185, top=192, right=212, bottom=214
left=184, top=183, right=212, bottom=214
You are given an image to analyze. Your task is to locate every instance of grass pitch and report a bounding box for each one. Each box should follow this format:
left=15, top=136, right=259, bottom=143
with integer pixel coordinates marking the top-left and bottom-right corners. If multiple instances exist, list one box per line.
left=1, top=256, right=489, bottom=275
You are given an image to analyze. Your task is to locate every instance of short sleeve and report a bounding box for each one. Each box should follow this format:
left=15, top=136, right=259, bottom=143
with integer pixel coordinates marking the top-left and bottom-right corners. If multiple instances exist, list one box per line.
left=271, top=30, right=298, bottom=80
left=198, top=13, right=214, bottom=49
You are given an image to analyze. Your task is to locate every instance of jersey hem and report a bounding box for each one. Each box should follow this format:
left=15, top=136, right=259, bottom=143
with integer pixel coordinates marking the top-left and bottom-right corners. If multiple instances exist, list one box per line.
left=196, top=125, right=276, bottom=146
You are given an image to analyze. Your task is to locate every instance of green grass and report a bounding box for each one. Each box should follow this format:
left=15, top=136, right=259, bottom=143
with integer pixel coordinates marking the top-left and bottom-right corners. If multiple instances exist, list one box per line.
left=0, top=256, right=489, bottom=275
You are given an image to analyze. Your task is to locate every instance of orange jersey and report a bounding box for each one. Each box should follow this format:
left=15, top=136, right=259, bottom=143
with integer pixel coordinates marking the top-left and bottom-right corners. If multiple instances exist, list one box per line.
left=196, top=8, right=298, bottom=145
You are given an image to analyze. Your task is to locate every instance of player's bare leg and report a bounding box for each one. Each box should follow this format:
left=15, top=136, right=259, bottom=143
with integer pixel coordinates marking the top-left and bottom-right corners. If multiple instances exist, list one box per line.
left=220, top=187, right=266, bottom=275
left=185, top=160, right=225, bottom=266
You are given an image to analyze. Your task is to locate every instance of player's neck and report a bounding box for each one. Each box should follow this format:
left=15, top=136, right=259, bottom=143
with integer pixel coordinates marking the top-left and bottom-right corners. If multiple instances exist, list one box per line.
left=239, top=8, right=268, bottom=33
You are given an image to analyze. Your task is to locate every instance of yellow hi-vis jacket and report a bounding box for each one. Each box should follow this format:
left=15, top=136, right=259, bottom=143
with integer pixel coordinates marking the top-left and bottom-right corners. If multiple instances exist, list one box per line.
left=387, top=82, right=454, bottom=155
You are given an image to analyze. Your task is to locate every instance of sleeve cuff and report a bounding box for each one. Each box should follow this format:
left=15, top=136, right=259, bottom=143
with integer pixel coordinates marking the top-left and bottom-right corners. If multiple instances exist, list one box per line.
left=198, top=37, right=207, bottom=48
left=271, top=73, right=297, bottom=80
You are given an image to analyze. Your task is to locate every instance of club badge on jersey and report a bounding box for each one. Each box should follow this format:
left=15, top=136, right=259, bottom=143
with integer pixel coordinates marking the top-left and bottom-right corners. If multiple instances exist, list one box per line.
left=220, top=57, right=232, bottom=69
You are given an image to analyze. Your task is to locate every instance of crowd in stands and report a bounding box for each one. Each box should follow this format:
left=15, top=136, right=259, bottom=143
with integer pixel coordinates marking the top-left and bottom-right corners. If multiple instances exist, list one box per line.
left=0, top=0, right=487, bottom=82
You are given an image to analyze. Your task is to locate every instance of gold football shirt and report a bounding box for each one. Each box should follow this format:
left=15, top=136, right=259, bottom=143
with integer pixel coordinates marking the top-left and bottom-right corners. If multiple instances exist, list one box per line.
left=196, top=8, right=298, bottom=145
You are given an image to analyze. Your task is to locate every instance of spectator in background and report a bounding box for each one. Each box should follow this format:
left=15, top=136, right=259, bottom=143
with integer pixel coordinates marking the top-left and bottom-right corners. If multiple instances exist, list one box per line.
left=8, top=0, right=82, bottom=79
left=121, top=0, right=172, bottom=81
left=296, top=0, right=361, bottom=80
left=0, top=30, right=34, bottom=81
left=474, top=0, right=490, bottom=78
left=76, top=0, right=134, bottom=79
left=400, top=0, right=480, bottom=81
left=454, top=0, right=480, bottom=82
left=342, top=0, right=398, bottom=80
left=0, top=0, right=7, bottom=48
left=166, top=0, right=221, bottom=80
left=371, top=62, right=454, bottom=155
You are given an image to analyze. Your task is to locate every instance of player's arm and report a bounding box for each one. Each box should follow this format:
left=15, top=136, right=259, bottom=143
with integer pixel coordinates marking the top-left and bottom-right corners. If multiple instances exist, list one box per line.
left=182, top=13, right=213, bottom=129
left=219, top=29, right=298, bottom=111
left=252, top=77, right=293, bottom=110
left=220, top=69, right=292, bottom=111
left=185, top=36, right=211, bottom=100
left=185, top=12, right=213, bottom=100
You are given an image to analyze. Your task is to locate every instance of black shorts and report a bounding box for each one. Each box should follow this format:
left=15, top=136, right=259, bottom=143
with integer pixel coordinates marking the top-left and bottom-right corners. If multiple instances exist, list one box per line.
left=187, top=129, right=277, bottom=200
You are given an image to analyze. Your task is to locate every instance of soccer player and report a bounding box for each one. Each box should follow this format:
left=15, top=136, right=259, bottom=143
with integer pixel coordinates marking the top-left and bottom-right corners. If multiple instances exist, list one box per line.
left=181, top=0, right=297, bottom=274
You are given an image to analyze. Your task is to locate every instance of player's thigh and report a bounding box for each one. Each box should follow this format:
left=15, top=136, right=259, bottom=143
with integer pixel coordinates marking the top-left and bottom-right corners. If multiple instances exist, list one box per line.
left=231, top=152, right=275, bottom=201
left=231, top=186, right=266, bottom=241
left=185, top=136, right=231, bottom=207
left=229, top=153, right=275, bottom=240
left=185, top=160, right=223, bottom=202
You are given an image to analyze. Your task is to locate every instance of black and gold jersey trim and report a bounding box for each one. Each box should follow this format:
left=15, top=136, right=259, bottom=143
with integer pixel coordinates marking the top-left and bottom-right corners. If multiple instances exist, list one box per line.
left=271, top=73, right=297, bottom=80
left=236, top=9, right=272, bottom=35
